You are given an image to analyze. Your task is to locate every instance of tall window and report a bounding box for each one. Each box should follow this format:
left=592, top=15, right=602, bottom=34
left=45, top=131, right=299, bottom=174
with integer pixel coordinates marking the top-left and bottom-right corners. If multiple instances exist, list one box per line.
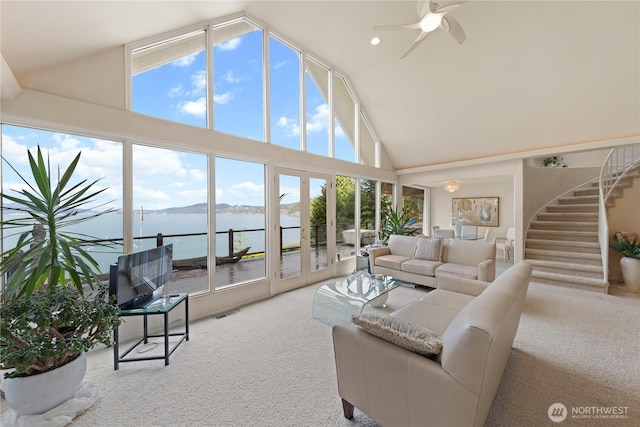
left=360, top=113, right=376, bottom=166
left=1, top=124, right=123, bottom=275
left=333, top=74, right=356, bottom=163
left=127, top=14, right=384, bottom=166
left=305, top=58, right=330, bottom=157
left=215, top=157, right=266, bottom=288
left=336, top=175, right=356, bottom=259
left=402, top=186, right=424, bottom=233
left=213, top=20, right=264, bottom=141
left=132, top=145, right=209, bottom=294
left=132, top=30, right=207, bottom=128
left=269, top=36, right=301, bottom=150
left=360, top=178, right=377, bottom=248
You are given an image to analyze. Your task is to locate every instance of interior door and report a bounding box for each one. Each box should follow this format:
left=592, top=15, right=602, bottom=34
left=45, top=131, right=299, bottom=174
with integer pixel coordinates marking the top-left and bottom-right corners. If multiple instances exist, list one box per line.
left=274, top=168, right=333, bottom=293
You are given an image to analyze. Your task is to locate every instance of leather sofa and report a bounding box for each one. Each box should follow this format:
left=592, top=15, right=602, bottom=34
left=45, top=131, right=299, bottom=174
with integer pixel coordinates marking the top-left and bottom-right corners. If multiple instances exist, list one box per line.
left=332, top=262, right=533, bottom=427
left=369, top=234, right=496, bottom=288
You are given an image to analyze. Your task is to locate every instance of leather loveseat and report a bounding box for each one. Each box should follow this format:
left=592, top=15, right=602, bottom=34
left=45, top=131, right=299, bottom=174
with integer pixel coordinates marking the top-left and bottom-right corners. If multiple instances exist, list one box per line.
left=369, top=234, right=496, bottom=288
left=332, top=262, right=533, bottom=427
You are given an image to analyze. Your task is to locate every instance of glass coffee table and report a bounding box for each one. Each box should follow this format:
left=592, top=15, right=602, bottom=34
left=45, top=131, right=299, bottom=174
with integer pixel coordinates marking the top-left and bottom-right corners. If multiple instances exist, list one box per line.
left=312, top=270, right=402, bottom=326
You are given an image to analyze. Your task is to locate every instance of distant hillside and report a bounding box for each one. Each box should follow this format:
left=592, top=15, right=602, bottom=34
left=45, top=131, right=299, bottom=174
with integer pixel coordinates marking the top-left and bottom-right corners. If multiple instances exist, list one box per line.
left=140, top=202, right=299, bottom=215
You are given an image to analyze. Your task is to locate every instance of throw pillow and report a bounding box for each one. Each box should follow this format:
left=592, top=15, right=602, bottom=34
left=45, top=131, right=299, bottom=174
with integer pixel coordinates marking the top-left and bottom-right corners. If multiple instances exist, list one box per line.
left=414, top=236, right=443, bottom=261
left=352, top=313, right=442, bottom=357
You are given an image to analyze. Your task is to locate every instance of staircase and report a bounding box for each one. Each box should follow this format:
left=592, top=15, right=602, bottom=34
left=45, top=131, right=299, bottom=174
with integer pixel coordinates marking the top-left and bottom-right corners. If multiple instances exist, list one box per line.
left=525, top=170, right=639, bottom=292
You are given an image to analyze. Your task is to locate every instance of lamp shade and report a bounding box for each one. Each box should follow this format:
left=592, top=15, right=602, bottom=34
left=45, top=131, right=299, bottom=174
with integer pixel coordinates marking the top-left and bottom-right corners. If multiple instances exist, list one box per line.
left=444, top=180, right=459, bottom=192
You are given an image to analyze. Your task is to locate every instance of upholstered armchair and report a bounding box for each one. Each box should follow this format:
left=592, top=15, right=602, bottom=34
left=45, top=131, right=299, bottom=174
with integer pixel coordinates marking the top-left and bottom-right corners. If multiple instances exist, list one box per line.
left=495, top=227, right=515, bottom=262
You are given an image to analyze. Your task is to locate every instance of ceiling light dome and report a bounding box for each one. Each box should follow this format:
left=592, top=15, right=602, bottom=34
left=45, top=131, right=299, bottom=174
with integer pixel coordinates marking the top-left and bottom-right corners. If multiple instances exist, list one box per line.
left=444, top=180, right=459, bottom=192
left=420, top=13, right=442, bottom=32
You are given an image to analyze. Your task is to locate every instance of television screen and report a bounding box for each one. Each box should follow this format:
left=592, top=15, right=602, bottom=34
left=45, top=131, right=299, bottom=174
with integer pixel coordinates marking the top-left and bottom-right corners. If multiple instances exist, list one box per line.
left=109, top=244, right=173, bottom=309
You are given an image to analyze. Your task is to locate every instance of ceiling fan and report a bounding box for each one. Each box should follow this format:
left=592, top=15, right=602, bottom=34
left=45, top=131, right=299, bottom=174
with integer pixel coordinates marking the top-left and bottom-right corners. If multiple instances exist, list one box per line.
left=374, top=1, right=467, bottom=59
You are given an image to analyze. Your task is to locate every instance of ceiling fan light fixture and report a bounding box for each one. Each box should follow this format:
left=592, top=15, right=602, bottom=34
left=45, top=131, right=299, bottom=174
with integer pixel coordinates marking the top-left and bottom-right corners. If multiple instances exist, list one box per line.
left=420, top=13, right=442, bottom=32
left=444, top=180, right=459, bottom=192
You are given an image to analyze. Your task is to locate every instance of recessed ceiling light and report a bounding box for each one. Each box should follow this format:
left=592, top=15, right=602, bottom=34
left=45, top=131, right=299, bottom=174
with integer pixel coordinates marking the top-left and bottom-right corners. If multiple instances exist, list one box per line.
left=370, top=37, right=381, bottom=46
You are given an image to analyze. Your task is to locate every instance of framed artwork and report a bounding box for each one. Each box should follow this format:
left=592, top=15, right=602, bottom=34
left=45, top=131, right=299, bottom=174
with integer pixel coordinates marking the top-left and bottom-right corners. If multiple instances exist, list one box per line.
left=452, top=197, right=499, bottom=227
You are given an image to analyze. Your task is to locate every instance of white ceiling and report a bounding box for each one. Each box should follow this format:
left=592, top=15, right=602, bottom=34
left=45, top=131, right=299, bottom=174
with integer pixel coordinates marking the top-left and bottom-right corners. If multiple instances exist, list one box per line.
left=1, top=1, right=639, bottom=171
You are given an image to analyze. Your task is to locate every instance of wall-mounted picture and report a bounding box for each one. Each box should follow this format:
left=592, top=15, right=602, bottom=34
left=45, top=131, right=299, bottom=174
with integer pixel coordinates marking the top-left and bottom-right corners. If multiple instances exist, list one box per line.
left=452, top=197, right=499, bottom=227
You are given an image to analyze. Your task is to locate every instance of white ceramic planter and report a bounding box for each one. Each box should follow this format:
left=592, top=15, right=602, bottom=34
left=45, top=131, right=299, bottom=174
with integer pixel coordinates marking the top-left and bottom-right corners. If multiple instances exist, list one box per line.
left=4, top=352, right=86, bottom=415
left=620, top=257, right=640, bottom=291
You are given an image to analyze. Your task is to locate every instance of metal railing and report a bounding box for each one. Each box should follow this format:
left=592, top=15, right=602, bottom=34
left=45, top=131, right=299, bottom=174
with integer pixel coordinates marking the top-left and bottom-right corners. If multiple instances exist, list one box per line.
left=598, top=143, right=640, bottom=287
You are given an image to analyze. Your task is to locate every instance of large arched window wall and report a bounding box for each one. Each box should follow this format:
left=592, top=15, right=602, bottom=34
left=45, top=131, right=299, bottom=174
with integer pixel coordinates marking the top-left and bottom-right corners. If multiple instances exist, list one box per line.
left=127, top=14, right=381, bottom=165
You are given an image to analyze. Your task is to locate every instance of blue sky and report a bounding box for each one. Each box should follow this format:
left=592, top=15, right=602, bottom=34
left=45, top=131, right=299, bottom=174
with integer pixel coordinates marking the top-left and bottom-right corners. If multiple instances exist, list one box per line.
left=2, top=28, right=355, bottom=211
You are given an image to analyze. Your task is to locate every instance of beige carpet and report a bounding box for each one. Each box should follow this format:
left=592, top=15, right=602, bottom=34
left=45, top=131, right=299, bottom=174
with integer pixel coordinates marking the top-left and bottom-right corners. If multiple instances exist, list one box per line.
left=2, top=273, right=639, bottom=426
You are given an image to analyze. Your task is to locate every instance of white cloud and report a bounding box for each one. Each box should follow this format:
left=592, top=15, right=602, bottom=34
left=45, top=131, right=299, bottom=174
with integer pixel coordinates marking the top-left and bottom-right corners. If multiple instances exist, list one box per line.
left=214, top=91, right=233, bottom=105
left=179, top=97, right=207, bottom=117
left=168, top=84, right=183, bottom=98
left=272, top=60, right=289, bottom=70
left=177, top=188, right=207, bottom=199
left=222, top=71, right=241, bottom=84
left=277, top=116, right=300, bottom=137
left=188, top=169, right=206, bottom=181
left=218, top=38, right=241, bottom=51
left=173, top=53, right=198, bottom=67
left=190, top=70, right=207, bottom=94
left=223, top=181, right=264, bottom=201
left=306, top=103, right=329, bottom=133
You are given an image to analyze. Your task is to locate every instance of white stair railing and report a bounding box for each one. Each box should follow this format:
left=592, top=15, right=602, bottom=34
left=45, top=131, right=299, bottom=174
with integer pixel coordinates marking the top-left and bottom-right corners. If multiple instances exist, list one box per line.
left=598, top=143, right=640, bottom=287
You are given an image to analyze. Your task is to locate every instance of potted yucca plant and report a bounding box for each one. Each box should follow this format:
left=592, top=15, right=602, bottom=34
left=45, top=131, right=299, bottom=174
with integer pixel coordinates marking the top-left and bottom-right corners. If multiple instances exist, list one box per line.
left=0, top=146, right=120, bottom=416
left=610, top=232, right=640, bottom=291
left=379, top=207, right=420, bottom=245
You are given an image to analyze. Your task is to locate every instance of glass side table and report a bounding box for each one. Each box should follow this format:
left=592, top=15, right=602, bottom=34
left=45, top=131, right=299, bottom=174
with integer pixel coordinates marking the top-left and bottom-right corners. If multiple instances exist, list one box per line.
left=113, top=293, right=189, bottom=370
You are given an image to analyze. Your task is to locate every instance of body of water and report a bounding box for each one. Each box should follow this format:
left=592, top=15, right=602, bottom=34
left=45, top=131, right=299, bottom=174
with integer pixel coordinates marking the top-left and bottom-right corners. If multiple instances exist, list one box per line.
left=2, top=213, right=300, bottom=273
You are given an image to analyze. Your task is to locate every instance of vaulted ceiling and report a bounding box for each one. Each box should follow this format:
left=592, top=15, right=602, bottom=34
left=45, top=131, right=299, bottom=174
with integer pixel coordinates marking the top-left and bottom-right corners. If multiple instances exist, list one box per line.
left=1, top=1, right=639, bottom=171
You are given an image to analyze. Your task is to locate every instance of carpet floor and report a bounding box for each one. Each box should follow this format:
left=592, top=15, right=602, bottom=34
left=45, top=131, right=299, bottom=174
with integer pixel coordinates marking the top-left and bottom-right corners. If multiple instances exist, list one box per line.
left=2, top=273, right=639, bottom=426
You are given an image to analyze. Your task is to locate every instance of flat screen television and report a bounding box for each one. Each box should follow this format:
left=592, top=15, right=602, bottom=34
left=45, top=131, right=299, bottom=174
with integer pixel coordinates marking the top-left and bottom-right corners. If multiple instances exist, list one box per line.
left=109, top=244, right=173, bottom=309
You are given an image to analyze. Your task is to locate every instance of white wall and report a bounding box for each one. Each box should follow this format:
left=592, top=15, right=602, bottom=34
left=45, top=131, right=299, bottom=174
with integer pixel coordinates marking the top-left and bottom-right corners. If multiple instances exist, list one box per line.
left=430, top=180, right=514, bottom=238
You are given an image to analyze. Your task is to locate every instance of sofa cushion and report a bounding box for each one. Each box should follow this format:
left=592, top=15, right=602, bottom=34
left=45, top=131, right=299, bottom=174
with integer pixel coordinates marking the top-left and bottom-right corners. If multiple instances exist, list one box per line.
left=401, top=258, right=442, bottom=276
left=442, top=239, right=495, bottom=265
left=375, top=254, right=411, bottom=270
left=352, top=313, right=442, bottom=357
left=414, top=236, right=444, bottom=261
left=387, top=234, right=418, bottom=259
left=436, top=263, right=478, bottom=279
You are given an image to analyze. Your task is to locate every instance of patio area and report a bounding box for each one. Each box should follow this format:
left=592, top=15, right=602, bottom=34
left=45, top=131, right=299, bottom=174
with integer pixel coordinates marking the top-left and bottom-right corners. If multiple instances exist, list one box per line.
left=166, top=243, right=360, bottom=294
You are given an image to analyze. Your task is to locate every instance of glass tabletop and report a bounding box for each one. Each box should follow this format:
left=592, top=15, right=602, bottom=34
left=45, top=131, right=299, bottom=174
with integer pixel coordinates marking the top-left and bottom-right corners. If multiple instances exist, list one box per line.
left=118, top=293, right=188, bottom=316
left=312, top=271, right=402, bottom=326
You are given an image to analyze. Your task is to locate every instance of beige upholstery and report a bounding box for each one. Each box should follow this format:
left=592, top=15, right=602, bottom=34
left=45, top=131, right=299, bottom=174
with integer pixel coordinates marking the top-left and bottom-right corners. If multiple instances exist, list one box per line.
left=495, top=227, right=515, bottom=261
left=332, top=262, right=533, bottom=427
left=369, top=235, right=496, bottom=287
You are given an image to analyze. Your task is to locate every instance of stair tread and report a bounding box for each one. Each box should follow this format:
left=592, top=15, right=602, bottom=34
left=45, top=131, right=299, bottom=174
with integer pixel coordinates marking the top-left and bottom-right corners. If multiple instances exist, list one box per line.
left=529, top=270, right=606, bottom=287
left=526, top=239, right=600, bottom=248
left=526, top=248, right=602, bottom=260
left=527, top=229, right=597, bottom=235
left=525, top=258, right=604, bottom=272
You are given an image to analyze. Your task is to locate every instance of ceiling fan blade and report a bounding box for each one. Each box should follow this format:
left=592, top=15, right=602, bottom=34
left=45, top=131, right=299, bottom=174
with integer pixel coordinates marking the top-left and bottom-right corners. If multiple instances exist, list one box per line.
left=434, top=2, right=464, bottom=15
left=373, top=22, right=421, bottom=31
left=442, top=16, right=466, bottom=44
left=417, top=0, right=433, bottom=18
left=399, top=31, right=430, bottom=59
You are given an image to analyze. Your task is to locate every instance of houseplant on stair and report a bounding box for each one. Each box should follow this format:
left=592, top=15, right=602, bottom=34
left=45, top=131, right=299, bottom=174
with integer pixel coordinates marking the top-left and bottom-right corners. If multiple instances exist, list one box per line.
left=0, top=146, right=120, bottom=417
left=610, top=232, right=640, bottom=291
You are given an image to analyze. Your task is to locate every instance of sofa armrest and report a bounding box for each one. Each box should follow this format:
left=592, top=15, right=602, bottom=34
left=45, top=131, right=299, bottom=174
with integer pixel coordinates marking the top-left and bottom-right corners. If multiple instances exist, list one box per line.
left=477, top=259, right=496, bottom=282
left=368, top=246, right=390, bottom=265
left=332, top=321, right=477, bottom=427
left=437, top=273, right=490, bottom=296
